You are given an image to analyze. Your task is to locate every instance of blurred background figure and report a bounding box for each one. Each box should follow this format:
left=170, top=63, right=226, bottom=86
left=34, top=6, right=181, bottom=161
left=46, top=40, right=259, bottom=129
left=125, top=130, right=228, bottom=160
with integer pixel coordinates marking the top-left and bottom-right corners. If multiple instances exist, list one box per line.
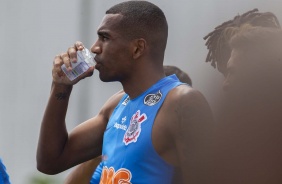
left=204, top=8, right=280, bottom=76
left=204, top=9, right=282, bottom=184
left=0, top=159, right=10, bottom=184
left=163, top=65, right=192, bottom=86
left=64, top=65, right=192, bottom=184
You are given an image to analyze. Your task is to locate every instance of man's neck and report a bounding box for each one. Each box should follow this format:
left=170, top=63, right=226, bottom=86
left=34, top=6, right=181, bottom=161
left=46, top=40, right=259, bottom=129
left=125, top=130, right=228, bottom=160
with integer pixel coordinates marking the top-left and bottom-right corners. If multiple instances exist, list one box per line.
left=121, top=68, right=165, bottom=99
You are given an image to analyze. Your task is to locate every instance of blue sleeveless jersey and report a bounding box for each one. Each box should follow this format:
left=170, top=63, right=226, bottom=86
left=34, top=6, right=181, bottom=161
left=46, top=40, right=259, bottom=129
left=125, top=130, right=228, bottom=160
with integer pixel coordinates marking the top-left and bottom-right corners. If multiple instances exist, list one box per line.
left=94, top=75, right=183, bottom=184
left=90, top=162, right=103, bottom=184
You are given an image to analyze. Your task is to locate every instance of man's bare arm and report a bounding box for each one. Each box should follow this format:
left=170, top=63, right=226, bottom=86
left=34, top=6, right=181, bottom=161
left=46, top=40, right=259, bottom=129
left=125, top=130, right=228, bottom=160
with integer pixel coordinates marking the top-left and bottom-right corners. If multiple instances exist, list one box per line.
left=36, top=86, right=123, bottom=174
left=173, top=87, right=214, bottom=183
left=36, top=41, right=123, bottom=174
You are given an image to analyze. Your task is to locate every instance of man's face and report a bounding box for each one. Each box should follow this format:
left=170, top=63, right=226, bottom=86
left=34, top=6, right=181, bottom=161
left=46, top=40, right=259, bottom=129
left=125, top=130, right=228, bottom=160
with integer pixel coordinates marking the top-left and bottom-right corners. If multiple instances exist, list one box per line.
left=91, top=14, right=133, bottom=82
left=223, top=48, right=265, bottom=100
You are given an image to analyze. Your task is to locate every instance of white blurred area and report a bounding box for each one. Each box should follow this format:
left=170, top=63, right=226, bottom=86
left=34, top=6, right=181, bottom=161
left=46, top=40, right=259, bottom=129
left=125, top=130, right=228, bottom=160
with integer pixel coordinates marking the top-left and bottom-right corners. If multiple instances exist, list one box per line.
left=0, top=0, right=282, bottom=183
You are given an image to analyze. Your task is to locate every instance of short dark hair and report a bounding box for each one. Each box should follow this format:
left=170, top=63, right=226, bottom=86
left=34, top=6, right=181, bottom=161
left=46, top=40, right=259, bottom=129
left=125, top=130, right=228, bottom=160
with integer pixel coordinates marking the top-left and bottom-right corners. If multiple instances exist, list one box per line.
left=106, top=1, right=168, bottom=59
left=164, top=65, right=192, bottom=86
left=203, top=9, right=280, bottom=75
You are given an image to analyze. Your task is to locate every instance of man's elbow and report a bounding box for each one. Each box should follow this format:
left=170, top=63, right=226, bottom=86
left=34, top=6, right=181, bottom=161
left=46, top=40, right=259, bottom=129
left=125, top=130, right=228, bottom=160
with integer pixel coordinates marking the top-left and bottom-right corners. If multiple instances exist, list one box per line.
left=36, top=159, right=63, bottom=175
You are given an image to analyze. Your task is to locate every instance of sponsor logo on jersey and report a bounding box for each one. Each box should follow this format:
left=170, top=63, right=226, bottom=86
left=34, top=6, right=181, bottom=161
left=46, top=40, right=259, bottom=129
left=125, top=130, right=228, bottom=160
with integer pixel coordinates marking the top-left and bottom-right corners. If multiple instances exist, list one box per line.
left=114, top=116, right=127, bottom=131
left=123, top=110, right=147, bottom=145
left=100, top=166, right=132, bottom=184
left=144, top=90, right=162, bottom=106
left=114, top=122, right=127, bottom=131
left=122, top=96, right=130, bottom=106
left=121, top=116, right=127, bottom=123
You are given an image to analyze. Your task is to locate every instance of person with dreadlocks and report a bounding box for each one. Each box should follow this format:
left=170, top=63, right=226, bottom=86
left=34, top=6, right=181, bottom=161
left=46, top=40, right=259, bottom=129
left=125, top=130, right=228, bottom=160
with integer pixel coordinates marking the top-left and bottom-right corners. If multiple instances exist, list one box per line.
left=204, top=8, right=280, bottom=76
left=204, top=10, right=282, bottom=184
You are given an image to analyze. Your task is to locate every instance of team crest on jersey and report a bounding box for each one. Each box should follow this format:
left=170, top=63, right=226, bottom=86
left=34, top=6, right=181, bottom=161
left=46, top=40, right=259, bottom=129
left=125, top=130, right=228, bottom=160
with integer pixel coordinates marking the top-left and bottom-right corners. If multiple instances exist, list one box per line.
left=144, top=90, right=162, bottom=106
left=122, top=96, right=130, bottom=106
left=123, top=110, right=147, bottom=145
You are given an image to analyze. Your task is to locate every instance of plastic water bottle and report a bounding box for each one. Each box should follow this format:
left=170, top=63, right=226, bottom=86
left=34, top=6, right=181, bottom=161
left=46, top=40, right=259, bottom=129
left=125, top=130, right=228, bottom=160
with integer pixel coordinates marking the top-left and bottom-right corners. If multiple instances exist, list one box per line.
left=61, top=48, right=94, bottom=81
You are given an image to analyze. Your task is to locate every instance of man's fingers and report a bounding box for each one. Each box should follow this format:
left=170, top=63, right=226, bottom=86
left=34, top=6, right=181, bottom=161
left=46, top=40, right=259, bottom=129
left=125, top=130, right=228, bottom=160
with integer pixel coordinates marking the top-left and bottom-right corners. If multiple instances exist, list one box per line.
left=53, top=55, right=63, bottom=66
left=52, top=55, right=65, bottom=78
left=75, top=41, right=84, bottom=51
left=61, top=52, right=71, bottom=70
left=52, top=41, right=88, bottom=85
left=68, top=47, right=77, bottom=63
left=86, top=66, right=95, bottom=77
left=82, top=66, right=95, bottom=78
left=74, top=66, right=95, bottom=82
left=67, top=41, right=85, bottom=64
left=53, top=68, right=65, bottom=78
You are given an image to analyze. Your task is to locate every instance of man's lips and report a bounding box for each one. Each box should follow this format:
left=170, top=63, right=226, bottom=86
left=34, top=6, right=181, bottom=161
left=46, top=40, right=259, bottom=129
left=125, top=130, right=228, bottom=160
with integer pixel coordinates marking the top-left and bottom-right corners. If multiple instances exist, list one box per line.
left=94, top=57, right=102, bottom=70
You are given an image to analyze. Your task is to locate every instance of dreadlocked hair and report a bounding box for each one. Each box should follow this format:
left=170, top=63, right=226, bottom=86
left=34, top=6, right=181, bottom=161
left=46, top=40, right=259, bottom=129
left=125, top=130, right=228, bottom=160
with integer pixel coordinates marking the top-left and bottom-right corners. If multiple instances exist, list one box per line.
left=203, top=8, right=281, bottom=75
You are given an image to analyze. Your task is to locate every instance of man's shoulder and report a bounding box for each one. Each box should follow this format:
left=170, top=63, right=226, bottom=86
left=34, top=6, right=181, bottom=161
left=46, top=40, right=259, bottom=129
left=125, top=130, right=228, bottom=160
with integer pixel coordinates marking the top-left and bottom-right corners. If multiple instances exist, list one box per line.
left=164, top=85, right=211, bottom=118
left=167, top=85, right=204, bottom=103
left=99, top=90, right=125, bottom=118
left=105, top=90, right=125, bottom=108
left=110, top=90, right=125, bottom=102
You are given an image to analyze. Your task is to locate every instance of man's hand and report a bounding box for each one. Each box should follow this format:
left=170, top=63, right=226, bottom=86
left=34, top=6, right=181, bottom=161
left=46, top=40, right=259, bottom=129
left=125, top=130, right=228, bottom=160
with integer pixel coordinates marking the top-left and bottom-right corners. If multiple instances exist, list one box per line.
left=52, top=41, right=95, bottom=86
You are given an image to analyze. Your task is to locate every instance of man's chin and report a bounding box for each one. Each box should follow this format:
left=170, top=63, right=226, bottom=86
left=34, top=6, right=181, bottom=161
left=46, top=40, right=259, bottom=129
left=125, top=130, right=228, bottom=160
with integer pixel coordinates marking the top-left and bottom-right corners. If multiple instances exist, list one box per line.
left=98, top=73, right=117, bottom=83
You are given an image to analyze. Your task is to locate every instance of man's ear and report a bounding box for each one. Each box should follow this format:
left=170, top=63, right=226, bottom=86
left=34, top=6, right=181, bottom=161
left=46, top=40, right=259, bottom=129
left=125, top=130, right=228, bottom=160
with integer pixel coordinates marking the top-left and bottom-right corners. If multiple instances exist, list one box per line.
left=132, top=38, right=146, bottom=60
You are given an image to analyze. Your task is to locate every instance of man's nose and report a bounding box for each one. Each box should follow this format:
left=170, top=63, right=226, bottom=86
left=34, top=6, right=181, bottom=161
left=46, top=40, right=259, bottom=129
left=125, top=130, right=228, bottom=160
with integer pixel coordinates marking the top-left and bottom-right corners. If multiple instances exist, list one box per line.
left=91, top=42, right=102, bottom=54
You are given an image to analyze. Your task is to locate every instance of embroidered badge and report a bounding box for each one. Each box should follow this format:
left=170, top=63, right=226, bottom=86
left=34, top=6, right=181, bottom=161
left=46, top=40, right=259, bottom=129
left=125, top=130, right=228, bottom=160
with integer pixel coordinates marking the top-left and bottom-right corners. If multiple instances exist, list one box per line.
left=123, top=110, right=147, bottom=145
left=144, top=90, right=162, bottom=106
